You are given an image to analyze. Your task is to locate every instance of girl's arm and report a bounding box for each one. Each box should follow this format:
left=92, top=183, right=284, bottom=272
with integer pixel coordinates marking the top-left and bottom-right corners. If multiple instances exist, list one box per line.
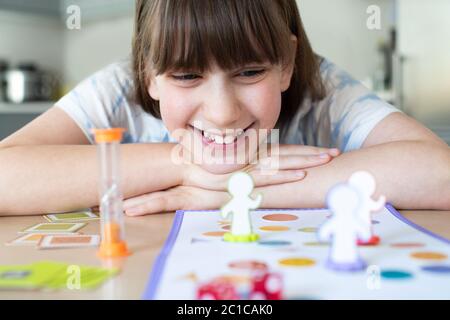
left=0, top=107, right=332, bottom=215
left=0, top=107, right=183, bottom=215
left=260, top=113, right=450, bottom=210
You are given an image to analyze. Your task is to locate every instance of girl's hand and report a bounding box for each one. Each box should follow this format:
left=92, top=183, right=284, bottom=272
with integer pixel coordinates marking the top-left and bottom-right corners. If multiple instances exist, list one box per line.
left=123, top=185, right=228, bottom=216
left=123, top=145, right=340, bottom=216
left=182, top=145, right=340, bottom=191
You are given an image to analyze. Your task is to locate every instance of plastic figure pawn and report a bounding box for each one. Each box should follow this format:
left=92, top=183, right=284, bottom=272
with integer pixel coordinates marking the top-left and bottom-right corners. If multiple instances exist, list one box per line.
left=348, top=171, right=385, bottom=246
left=221, top=172, right=262, bottom=242
left=319, top=183, right=371, bottom=271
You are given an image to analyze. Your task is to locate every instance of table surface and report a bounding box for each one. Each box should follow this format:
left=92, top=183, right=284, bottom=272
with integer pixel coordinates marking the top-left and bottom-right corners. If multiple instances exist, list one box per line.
left=0, top=209, right=449, bottom=300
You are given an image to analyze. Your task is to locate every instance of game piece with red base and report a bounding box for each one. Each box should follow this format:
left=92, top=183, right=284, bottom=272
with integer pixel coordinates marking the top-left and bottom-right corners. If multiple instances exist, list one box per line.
left=348, top=171, right=385, bottom=246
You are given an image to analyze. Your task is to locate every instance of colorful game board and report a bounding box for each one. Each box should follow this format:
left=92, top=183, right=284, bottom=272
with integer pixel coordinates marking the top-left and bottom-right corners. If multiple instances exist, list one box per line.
left=143, top=205, right=450, bottom=300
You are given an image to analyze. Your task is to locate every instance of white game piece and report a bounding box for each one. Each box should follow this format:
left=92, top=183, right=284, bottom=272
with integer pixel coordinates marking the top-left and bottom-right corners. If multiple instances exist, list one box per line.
left=221, top=172, right=262, bottom=242
left=348, top=171, right=386, bottom=245
left=318, top=183, right=371, bottom=271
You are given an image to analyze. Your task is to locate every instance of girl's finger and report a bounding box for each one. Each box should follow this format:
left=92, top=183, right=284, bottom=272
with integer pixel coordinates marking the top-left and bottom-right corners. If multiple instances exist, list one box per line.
left=270, top=145, right=340, bottom=157
left=124, top=189, right=185, bottom=216
left=256, top=153, right=332, bottom=171
left=123, top=193, right=157, bottom=210
left=188, top=189, right=229, bottom=210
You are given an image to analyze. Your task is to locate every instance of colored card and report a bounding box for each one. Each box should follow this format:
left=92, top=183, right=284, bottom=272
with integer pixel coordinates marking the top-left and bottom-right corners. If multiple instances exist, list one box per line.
left=0, top=261, right=66, bottom=290
left=38, top=234, right=100, bottom=249
left=45, top=264, right=119, bottom=290
left=44, top=211, right=99, bottom=222
left=0, top=261, right=119, bottom=291
left=5, top=233, right=80, bottom=246
left=19, top=222, right=86, bottom=234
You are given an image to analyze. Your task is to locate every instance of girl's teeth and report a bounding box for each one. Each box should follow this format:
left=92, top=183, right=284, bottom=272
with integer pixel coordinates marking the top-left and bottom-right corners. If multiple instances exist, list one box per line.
left=223, top=135, right=235, bottom=144
left=203, top=131, right=214, bottom=142
left=202, top=128, right=247, bottom=144
left=214, top=135, right=224, bottom=144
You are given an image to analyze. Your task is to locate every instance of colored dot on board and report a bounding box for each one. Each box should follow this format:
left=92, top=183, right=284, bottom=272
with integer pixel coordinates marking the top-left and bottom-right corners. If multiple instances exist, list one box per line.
left=259, top=226, right=290, bottom=232
left=410, top=252, right=448, bottom=261
left=279, top=257, right=316, bottom=267
left=258, top=240, right=292, bottom=246
left=303, top=241, right=329, bottom=247
left=202, top=231, right=227, bottom=237
left=228, top=260, right=268, bottom=271
left=298, top=227, right=318, bottom=233
left=381, top=270, right=414, bottom=280
left=262, top=214, right=299, bottom=222
left=390, top=242, right=425, bottom=248
left=421, top=265, right=450, bottom=274
left=372, top=220, right=380, bottom=225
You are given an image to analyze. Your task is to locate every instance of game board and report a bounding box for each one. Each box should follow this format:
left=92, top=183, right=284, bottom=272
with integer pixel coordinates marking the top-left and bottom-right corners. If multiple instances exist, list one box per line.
left=143, top=205, right=450, bottom=300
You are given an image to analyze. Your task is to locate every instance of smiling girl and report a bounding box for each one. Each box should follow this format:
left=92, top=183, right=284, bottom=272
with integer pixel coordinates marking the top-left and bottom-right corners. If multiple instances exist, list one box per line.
left=0, top=0, right=449, bottom=216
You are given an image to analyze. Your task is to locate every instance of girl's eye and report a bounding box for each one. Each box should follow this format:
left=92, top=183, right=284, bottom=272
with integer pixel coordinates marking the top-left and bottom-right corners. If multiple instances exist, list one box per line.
left=171, top=74, right=200, bottom=81
left=238, top=69, right=266, bottom=78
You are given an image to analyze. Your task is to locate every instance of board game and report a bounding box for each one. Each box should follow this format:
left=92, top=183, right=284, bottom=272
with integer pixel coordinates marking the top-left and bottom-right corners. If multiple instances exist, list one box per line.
left=143, top=205, right=450, bottom=300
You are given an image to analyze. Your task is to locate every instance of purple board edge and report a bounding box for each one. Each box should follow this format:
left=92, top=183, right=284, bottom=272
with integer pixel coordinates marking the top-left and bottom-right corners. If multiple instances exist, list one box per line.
left=142, top=210, right=185, bottom=300
left=385, top=203, right=450, bottom=245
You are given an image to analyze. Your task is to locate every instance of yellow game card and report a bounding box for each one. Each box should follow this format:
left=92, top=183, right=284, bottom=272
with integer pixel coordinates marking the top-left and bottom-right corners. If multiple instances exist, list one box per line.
left=44, top=211, right=99, bottom=222
left=19, top=222, right=86, bottom=234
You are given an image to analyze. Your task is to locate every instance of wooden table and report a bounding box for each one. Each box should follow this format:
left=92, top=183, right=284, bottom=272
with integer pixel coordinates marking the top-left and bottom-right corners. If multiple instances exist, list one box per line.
left=0, top=210, right=449, bottom=300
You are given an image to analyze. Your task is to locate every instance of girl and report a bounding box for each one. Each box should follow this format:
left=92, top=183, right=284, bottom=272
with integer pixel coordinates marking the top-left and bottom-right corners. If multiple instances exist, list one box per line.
left=0, top=0, right=449, bottom=216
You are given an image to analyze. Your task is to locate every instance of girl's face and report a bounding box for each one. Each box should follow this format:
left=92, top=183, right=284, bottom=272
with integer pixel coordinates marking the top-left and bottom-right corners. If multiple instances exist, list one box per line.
left=148, top=62, right=294, bottom=174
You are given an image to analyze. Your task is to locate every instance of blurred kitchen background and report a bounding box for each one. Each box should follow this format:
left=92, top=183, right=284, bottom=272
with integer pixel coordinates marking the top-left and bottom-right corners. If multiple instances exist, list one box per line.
left=0, top=0, right=449, bottom=144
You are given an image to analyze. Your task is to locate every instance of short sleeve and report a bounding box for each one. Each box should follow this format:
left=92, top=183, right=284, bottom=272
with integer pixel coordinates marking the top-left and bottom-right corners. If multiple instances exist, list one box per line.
left=304, top=59, right=402, bottom=152
left=55, top=61, right=134, bottom=144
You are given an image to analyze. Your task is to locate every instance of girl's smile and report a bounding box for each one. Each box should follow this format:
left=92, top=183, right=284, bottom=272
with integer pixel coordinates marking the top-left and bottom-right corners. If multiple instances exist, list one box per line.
left=148, top=62, right=293, bottom=174
left=189, top=121, right=254, bottom=148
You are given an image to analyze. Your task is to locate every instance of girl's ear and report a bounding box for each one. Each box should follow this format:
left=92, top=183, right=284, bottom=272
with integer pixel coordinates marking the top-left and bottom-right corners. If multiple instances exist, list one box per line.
left=280, top=35, right=298, bottom=93
left=147, top=74, right=160, bottom=101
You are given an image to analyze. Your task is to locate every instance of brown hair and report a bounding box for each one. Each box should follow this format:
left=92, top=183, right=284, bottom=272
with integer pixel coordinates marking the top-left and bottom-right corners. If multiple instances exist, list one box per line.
left=133, top=0, right=325, bottom=131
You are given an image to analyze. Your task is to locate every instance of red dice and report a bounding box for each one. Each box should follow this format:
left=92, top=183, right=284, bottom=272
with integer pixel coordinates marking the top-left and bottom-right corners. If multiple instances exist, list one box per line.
left=197, top=278, right=239, bottom=300
left=249, top=272, right=283, bottom=300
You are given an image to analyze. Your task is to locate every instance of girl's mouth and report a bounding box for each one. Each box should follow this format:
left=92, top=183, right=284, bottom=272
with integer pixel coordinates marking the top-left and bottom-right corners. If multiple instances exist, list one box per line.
left=189, top=122, right=255, bottom=149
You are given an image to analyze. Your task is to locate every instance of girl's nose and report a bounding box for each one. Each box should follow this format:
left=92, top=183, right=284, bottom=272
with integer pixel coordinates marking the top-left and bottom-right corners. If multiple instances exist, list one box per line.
left=202, top=83, right=241, bottom=128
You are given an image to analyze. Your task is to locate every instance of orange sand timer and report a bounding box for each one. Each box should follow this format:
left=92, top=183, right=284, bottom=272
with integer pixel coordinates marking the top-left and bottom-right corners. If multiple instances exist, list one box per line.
left=92, top=128, right=130, bottom=258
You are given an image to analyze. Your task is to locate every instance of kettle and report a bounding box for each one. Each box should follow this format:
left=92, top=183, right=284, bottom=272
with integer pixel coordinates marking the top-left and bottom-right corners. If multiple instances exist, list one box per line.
left=4, top=63, right=58, bottom=103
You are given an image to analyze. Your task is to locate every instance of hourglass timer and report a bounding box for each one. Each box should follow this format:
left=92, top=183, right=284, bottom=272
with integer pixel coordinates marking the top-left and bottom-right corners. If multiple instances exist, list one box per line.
left=92, top=128, right=130, bottom=258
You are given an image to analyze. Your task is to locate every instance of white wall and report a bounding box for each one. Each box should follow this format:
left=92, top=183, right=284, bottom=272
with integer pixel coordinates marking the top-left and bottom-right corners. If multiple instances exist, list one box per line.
left=397, top=0, right=450, bottom=125
left=0, top=10, right=64, bottom=76
left=298, top=0, right=392, bottom=81
left=63, top=15, right=134, bottom=89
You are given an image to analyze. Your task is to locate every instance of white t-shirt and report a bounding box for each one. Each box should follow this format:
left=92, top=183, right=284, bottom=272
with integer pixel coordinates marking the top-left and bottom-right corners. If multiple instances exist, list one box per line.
left=56, top=58, right=401, bottom=152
